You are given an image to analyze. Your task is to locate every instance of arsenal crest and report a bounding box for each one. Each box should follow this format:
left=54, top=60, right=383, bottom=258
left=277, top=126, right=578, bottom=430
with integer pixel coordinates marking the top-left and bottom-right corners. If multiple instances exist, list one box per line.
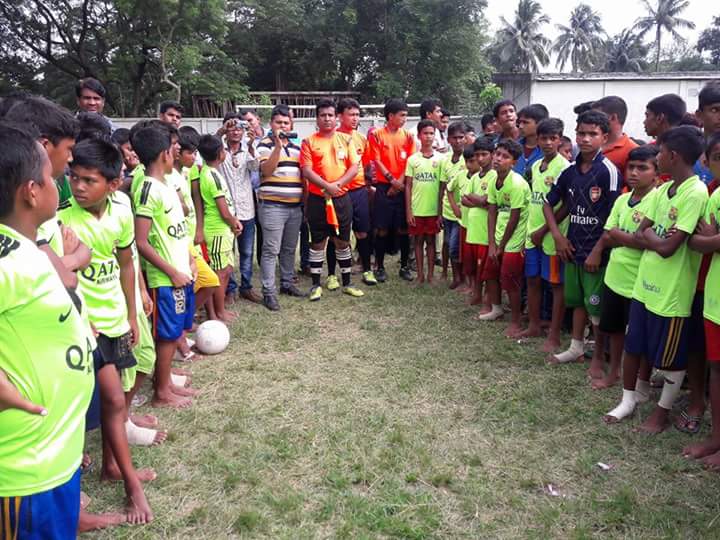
left=669, top=206, right=678, bottom=221
left=589, top=186, right=602, bottom=202
left=632, top=211, right=642, bottom=224
left=544, top=176, right=554, bottom=186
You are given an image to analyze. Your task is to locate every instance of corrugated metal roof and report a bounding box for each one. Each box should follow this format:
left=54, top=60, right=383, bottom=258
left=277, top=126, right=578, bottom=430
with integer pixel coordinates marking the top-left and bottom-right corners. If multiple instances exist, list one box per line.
left=493, top=72, right=720, bottom=83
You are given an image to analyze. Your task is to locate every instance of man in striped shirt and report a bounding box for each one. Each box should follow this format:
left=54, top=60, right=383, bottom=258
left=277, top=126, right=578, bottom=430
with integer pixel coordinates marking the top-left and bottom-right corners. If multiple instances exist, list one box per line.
left=256, top=105, right=305, bottom=311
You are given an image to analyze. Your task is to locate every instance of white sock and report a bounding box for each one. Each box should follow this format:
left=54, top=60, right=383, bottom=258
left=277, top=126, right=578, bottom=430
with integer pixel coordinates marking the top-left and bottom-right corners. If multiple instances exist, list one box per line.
left=635, top=378, right=650, bottom=403
left=477, top=304, right=503, bottom=321
left=606, top=389, right=637, bottom=420
left=553, top=338, right=585, bottom=363
left=657, top=370, right=686, bottom=410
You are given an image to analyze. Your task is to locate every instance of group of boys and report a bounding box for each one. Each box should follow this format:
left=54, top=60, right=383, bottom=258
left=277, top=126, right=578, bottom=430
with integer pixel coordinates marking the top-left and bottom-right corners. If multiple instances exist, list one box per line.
left=4, top=78, right=720, bottom=538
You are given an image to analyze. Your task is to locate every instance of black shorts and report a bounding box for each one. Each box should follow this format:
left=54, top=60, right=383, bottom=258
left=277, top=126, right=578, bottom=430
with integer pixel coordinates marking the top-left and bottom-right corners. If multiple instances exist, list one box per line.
left=307, top=193, right=352, bottom=243
left=599, top=284, right=632, bottom=334
left=373, top=183, right=406, bottom=232
left=348, top=187, right=371, bottom=234
left=689, top=291, right=706, bottom=356
left=94, top=332, right=137, bottom=372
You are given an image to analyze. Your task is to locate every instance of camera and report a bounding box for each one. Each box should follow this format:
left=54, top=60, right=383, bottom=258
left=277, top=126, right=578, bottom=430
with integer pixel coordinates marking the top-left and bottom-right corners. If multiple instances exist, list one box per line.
left=278, top=131, right=297, bottom=139
left=238, top=120, right=249, bottom=129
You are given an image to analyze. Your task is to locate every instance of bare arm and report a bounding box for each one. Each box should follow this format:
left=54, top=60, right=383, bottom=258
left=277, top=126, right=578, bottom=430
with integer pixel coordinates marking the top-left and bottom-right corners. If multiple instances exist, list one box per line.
left=116, top=246, right=138, bottom=346
left=39, top=244, right=78, bottom=289
left=191, top=180, right=204, bottom=245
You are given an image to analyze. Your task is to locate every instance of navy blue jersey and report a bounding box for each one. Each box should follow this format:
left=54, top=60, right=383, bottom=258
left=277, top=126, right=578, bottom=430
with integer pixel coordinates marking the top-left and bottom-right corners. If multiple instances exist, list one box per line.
left=546, top=151, right=622, bottom=264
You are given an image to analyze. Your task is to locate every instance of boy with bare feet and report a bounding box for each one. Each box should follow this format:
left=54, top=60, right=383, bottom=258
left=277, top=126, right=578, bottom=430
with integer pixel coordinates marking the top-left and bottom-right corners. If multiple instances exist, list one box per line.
left=405, top=120, right=441, bottom=284
left=478, top=139, right=530, bottom=337
left=618, top=127, right=707, bottom=433
left=544, top=111, right=621, bottom=375
left=133, top=127, right=196, bottom=410
left=523, top=119, right=570, bottom=346
left=198, top=135, right=242, bottom=322
left=462, top=137, right=496, bottom=308
left=60, top=137, right=153, bottom=521
left=437, top=122, right=466, bottom=286
left=454, top=146, right=484, bottom=294
left=597, top=146, right=658, bottom=400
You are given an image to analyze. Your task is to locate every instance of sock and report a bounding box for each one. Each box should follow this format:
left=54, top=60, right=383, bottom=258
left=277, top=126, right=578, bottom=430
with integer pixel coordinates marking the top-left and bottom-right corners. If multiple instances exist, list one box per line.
left=309, top=248, right=324, bottom=286
left=336, top=246, right=353, bottom=287
left=553, top=338, right=585, bottom=363
left=326, top=242, right=337, bottom=276
left=357, top=237, right=371, bottom=272
left=635, top=378, right=651, bottom=403
left=657, top=370, right=686, bottom=410
left=399, top=234, right=410, bottom=268
left=375, top=235, right=386, bottom=269
left=476, top=304, right=503, bottom=321
left=606, top=389, right=637, bottom=420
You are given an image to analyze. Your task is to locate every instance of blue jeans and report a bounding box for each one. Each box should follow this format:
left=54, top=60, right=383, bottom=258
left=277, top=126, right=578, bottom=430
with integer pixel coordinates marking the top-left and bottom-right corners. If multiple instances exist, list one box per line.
left=443, top=218, right=460, bottom=261
left=237, top=218, right=256, bottom=290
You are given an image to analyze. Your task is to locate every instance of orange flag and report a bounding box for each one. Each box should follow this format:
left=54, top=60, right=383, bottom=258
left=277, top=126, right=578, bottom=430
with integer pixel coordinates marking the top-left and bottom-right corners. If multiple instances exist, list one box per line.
left=325, top=198, right=339, bottom=235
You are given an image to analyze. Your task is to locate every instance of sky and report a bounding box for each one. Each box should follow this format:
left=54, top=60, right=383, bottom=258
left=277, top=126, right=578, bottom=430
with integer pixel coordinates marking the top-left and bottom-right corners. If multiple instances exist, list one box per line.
left=484, top=0, right=713, bottom=44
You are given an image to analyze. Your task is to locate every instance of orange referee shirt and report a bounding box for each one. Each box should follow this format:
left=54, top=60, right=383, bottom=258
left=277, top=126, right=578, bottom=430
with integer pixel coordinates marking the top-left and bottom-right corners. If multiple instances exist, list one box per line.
left=300, top=131, right=359, bottom=197
left=338, top=126, right=369, bottom=190
left=368, top=126, right=416, bottom=184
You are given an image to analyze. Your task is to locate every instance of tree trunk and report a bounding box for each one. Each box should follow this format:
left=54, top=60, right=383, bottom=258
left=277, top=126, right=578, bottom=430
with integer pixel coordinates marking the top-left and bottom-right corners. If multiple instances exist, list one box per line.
left=655, top=25, right=661, bottom=71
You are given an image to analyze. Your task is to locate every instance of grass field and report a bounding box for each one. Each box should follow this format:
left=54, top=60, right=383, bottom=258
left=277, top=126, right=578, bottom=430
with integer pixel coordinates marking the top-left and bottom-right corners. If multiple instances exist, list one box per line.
left=83, top=259, right=720, bottom=539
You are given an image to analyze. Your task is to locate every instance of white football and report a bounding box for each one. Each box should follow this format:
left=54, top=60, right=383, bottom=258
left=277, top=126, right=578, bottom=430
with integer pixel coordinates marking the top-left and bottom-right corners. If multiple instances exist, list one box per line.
left=194, top=320, right=230, bottom=355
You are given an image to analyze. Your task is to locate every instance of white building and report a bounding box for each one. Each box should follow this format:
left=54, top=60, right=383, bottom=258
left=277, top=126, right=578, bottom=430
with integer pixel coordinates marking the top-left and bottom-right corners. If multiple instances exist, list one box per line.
left=493, top=72, right=720, bottom=140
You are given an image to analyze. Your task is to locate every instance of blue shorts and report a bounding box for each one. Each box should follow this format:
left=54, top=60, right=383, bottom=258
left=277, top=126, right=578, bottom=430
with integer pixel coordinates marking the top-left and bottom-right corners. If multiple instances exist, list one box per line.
left=150, top=284, right=195, bottom=341
left=0, top=468, right=81, bottom=540
left=524, top=247, right=542, bottom=278
left=442, top=218, right=460, bottom=261
left=625, top=300, right=691, bottom=370
left=348, top=187, right=371, bottom=234
left=541, top=252, right=564, bottom=285
left=373, top=184, right=406, bottom=232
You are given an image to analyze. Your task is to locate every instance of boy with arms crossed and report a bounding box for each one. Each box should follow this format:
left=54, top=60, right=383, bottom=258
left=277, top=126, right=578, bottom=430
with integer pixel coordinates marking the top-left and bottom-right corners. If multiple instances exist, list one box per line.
left=437, top=122, right=466, bottom=286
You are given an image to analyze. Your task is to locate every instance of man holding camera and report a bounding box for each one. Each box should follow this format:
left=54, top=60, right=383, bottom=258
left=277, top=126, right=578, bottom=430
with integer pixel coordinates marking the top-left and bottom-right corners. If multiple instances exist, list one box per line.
left=255, top=104, right=305, bottom=311
left=217, top=112, right=262, bottom=304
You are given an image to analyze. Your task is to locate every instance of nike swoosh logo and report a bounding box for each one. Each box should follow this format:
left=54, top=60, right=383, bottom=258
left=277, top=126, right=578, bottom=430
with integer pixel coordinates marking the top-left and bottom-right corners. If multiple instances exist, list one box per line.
left=164, top=207, right=173, bottom=214
left=59, top=307, right=72, bottom=323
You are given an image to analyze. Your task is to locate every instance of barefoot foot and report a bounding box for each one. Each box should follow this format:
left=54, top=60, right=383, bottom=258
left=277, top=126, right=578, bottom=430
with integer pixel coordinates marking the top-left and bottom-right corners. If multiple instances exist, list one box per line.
left=125, top=484, right=154, bottom=524
left=592, top=374, right=620, bottom=390
left=633, top=407, right=670, bottom=434
left=78, top=510, right=127, bottom=532
left=101, top=467, right=157, bottom=483
left=151, top=391, right=192, bottom=409
left=683, top=437, right=720, bottom=459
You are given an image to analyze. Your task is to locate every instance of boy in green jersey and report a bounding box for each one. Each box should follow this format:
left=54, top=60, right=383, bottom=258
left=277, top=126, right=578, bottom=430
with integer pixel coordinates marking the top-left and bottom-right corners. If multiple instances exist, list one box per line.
left=62, top=138, right=154, bottom=523
left=0, top=123, right=95, bottom=539
left=599, top=147, right=659, bottom=421
left=405, top=120, right=441, bottom=283
left=462, top=136, right=497, bottom=307
left=623, top=127, right=708, bottom=434
left=480, top=139, right=531, bottom=337
left=437, top=122, right=466, bottom=286
left=198, top=134, right=243, bottom=322
left=684, top=133, right=720, bottom=465
left=523, top=119, right=570, bottom=349
left=455, top=145, right=485, bottom=294
left=133, top=127, right=196, bottom=411
left=447, top=145, right=477, bottom=292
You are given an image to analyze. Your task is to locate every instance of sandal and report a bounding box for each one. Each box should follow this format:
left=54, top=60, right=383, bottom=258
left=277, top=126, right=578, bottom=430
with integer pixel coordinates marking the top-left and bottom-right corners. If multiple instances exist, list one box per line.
left=675, top=410, right=703, bottom=435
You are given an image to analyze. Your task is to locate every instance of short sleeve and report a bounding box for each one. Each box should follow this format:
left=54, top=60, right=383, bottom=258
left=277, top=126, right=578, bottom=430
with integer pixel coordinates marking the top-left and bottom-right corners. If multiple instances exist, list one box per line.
left=133, top=180, right=157, bottom=219
left=368, top=131, right=381, bottom=163
left=546, top=168, right=569, bottom=206
left=675, top=188, right=708, bottom=234
left=299, top=138, right=313, bottom=169
left=256, top=139, right=273, bottom=163
left=117, top=206, right=135, bottom=249
left=604, top=196, right=623, bottom=231
left=346, top=137, right=360, bottom=167
left=360, top=137, right=371, bottom=168
left=404, top=155, right=415, bottom=178
left=207, top=171, right=226, bottom=200
left=487, top=179, right=498, bottom=205
left=406, top=132, right=417, bottom=156
left=509, top=180, right=528, bottom=210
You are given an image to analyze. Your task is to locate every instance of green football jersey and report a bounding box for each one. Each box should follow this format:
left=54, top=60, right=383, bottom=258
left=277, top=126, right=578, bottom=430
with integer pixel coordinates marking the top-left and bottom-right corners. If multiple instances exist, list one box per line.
left=526, top=154, right=570, bottom=251
left=58, top=196, right=134, bottom=337
left=703, top=188, right=720, bottom=324
left=199, top=165, right=234, bottom=237
left=37, top=218, right=64, bottom=256
left=603, top=190, right=657, bottom=299
left=134, top=175, right=192, bottom=288
left=487, top=170, right=531, bottom=253
left=56, top=175, right=73, bottom=206
left=447, top=168, right=472, bottom=227
left=168, top=168, right=197, bottom=241
left=438, top=154, right=465, bottom=221
left=632, top=176, right=708, bottom=317
left=405, top=151, right=441, bottom=217
left=466, top=170, right=496, bottom=245
left=0, top=224, right=94, bottom=497
left=130, top=164, right=145, bottom=199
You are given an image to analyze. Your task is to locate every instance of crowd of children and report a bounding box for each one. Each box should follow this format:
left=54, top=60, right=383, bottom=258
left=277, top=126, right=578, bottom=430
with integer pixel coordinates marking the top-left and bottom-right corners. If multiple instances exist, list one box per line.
left=2, top=80, right=720, bottom=537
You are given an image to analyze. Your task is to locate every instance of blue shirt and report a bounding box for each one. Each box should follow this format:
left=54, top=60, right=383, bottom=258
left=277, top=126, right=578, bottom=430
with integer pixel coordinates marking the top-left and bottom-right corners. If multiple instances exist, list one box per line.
left=546, top=151, right=623, bottom=264
left=694, top=159, right=712, bottom=185
left=513, top=137, right=543, bottom=178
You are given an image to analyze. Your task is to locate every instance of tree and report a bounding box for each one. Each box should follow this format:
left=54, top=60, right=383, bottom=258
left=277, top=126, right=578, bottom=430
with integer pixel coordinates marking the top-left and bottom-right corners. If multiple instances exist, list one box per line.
left=493, top=0, right=551, bottom=73
left=598, top=29, right=649, bottom=72
left=633, top=0, right=695, bottom=71
left=552, top=4, right=604, bottom=72
left=697, top=16, right=720, bottom=67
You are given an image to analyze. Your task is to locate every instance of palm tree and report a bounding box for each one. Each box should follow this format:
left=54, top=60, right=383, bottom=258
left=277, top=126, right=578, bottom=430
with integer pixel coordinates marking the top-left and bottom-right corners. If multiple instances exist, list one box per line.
left=495, top=0, right=551, bottom=73
left=552, top=4, right=605, bottom=72
left=633, top=0, right=695, bottom=71
left=600, top=29, right=649, bottom=72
